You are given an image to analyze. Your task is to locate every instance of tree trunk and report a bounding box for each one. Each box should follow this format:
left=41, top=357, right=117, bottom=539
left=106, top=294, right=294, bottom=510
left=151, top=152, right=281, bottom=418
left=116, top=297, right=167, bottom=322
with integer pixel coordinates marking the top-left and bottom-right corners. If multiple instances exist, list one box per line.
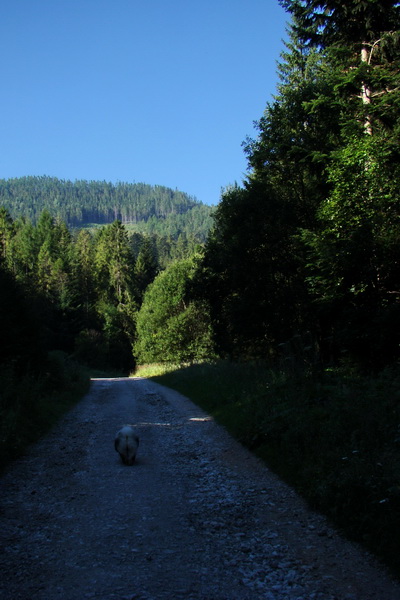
left=361, top=45, right=372, bottom=135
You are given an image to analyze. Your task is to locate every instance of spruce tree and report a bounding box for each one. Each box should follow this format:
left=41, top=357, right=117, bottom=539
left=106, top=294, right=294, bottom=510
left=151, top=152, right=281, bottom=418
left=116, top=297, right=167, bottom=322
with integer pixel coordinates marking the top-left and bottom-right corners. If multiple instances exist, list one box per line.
left=281, top=0, right=400, bottom=367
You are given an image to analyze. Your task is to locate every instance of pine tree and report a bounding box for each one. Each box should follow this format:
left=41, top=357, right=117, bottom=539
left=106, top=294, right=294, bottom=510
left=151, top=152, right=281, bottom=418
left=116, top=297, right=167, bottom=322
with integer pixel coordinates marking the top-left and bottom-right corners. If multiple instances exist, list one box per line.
left=72, top=229, right=97, bottom=326
left=245, top=21, right=341, bottom=224
left=94, top=221, right=135, bottom=306
left=92, top=221, right=137, bottom=370
left=280, top=0, right=400, bottom=367
left=133, top=237, right=158, bottom=302
left=0, top=207, right=14, bottom=263
left=199, top=19, right=340, bottom=357
left=280, top=1, right=400, bottom=135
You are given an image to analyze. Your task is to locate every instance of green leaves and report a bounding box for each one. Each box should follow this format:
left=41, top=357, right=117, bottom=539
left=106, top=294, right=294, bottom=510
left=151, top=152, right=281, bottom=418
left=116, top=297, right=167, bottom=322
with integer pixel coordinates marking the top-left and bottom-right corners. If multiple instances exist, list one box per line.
left=134, top=258, right=215, bottom=364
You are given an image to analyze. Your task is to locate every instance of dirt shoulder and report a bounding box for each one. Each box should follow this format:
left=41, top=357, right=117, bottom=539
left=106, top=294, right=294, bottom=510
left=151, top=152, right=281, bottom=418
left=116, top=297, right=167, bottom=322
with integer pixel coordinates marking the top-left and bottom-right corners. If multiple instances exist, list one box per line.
left=1, top=377, right=399, bottom=600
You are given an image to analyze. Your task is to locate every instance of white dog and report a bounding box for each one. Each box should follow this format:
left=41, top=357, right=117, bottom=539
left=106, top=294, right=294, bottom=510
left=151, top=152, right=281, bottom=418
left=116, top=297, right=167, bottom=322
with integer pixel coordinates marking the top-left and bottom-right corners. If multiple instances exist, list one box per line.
left=114, top=426, right=139, bottom=465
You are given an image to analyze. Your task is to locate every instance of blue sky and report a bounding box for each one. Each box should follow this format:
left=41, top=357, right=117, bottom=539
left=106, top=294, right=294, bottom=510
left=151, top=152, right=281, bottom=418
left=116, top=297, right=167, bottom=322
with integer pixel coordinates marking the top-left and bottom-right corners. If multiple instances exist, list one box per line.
left=1, top=0, right=289, bottom=205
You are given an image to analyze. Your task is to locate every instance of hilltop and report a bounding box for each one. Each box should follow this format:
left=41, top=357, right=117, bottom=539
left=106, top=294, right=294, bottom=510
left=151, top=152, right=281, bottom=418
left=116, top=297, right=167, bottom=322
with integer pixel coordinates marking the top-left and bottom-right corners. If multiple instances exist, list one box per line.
left=0, top=176, right=214, bottom=241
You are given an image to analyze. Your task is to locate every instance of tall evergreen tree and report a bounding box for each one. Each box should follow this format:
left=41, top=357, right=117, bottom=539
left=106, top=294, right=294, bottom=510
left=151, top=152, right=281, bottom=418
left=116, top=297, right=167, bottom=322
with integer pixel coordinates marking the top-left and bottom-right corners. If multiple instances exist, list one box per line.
left=280, top=1, right=400, bottom=135
left=71, top=229, right=97, bottom=327
left=92, top=221, right=137, bottom=370
left=133, top=237, right=158, bottom=302
left=280, top=0, right=400, bottom=367
left=7, top=219, right=37, bottom=282
left=199, top=19, right=340, bottom=358
left=94, top=221, right=135, bottom=306
left=0, top=208, right=14, bottom=262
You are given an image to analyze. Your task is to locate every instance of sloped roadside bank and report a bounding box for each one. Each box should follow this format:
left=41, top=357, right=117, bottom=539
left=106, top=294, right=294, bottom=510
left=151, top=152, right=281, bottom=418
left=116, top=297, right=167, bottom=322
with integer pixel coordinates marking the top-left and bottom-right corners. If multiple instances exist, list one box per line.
left=0, top=377, right=399, bottom=599
left=144, top=361, right=400, bottom=578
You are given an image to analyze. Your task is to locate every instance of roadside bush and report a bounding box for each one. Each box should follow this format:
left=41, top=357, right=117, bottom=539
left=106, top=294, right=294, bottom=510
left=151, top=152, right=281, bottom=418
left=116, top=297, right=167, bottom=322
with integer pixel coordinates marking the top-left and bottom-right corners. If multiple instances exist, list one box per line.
left=0, top=353, right=90, bottom=469
left=134, top=258, right=216, bottom=364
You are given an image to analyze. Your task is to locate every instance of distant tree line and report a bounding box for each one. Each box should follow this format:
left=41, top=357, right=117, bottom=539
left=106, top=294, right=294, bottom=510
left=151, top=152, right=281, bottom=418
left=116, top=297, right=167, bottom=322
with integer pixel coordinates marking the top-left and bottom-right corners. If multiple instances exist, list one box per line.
left=0, top=176, right=213, bottom=240
left=0, top=207, right=211, bottom=374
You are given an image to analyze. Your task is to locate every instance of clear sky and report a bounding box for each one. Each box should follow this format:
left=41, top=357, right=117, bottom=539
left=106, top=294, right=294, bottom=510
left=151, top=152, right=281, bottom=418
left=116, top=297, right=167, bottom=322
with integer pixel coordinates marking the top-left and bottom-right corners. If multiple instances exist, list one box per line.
left=1, top=0, right=289, bottom=205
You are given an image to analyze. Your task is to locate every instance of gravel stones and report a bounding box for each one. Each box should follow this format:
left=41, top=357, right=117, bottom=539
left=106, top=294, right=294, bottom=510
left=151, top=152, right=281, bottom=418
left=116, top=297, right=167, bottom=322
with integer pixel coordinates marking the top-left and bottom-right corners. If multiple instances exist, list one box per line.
left=0, top=377, right=399, bottom=600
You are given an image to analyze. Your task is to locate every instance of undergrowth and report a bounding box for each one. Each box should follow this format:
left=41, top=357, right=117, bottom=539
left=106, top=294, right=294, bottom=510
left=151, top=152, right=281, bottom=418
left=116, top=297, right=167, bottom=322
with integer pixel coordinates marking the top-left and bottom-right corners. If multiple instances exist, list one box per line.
left=136, top=360, right=400, bottom=578
left=0, top=351, right=91, bottom=470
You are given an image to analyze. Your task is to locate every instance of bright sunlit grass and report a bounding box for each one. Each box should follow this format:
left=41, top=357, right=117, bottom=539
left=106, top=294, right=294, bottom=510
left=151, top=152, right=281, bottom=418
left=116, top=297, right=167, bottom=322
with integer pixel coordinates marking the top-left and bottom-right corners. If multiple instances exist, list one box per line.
left=132, top=363, right=186, bottom=378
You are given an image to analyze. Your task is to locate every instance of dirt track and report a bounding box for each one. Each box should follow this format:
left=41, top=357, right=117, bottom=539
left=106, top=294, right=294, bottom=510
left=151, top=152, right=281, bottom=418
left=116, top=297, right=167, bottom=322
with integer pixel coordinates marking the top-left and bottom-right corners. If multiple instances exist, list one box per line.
left=1, top=377, right=399, bottom=600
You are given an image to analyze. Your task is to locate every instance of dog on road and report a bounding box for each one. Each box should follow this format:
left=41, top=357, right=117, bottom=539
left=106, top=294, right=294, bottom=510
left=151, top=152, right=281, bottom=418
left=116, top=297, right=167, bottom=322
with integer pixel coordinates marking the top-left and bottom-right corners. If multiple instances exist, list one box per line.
left=114, top=425, right=139, bottom=465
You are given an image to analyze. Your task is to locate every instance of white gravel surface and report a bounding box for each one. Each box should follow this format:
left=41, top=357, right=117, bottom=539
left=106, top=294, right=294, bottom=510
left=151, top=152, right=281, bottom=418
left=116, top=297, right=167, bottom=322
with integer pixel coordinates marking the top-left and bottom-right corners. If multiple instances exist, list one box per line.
left=1, top=377, right=399, bottom=600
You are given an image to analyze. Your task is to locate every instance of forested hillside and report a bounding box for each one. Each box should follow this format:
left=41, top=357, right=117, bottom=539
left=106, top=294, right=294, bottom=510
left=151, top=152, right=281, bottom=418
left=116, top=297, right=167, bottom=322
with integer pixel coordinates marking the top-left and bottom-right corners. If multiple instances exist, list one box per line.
left=0, top=176, right=213, bottom=241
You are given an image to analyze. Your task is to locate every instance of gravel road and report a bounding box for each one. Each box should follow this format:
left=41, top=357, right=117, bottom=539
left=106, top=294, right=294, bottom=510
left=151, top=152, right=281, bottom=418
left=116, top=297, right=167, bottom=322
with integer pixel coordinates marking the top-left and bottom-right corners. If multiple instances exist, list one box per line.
left=1, top=377, right=399, bottom=600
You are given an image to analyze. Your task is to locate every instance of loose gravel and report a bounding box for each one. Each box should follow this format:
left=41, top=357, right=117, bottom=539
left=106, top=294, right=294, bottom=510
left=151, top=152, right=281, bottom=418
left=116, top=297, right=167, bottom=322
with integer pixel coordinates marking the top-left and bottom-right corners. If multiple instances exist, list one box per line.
left=1, top=377, right=399, bottom=600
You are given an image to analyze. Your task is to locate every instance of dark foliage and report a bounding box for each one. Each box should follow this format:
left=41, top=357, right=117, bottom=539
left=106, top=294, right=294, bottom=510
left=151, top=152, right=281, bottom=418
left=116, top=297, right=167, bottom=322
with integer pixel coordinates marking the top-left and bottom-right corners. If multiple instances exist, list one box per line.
left=195, top=1, right=400, bottom=370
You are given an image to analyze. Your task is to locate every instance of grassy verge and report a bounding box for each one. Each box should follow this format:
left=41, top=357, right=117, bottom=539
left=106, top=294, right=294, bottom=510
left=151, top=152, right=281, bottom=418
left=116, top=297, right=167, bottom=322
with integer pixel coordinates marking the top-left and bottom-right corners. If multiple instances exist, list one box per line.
left=0, top=351, right=91, bottom=470
left=136, top=360, right=400, bottom=578
left=134, top=362, right=189, bottom=378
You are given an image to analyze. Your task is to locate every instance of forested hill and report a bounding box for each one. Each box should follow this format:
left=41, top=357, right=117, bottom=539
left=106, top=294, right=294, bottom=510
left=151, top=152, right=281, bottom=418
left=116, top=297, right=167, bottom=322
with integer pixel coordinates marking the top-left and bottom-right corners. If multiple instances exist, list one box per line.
left=0, top=176, right=213, bottom=239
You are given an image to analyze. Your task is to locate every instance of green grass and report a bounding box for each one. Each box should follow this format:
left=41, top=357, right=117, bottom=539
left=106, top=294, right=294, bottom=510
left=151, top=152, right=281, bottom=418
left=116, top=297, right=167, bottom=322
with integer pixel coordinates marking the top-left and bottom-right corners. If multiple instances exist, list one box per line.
left=134, top=362, right=184, bottom=378
left=137, top=360, right=400, bottom=578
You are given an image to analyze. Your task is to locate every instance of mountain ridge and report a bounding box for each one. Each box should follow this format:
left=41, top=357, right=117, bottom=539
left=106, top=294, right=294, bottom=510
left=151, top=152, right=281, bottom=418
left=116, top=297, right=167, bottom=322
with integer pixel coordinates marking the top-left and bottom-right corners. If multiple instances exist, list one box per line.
left=0, top=176, right=214, bottom=239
